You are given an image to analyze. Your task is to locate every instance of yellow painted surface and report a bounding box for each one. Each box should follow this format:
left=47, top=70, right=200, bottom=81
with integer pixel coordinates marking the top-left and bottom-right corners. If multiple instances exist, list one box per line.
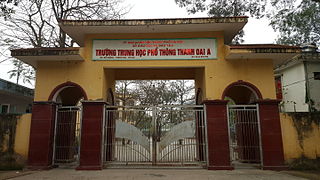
left=302, top=122, right=320, bottom=159
left=34, top=31, right=276, bottom=101
left=14, top=113, right=31, bottom=158
left=280, top=113, right=320, bottom=161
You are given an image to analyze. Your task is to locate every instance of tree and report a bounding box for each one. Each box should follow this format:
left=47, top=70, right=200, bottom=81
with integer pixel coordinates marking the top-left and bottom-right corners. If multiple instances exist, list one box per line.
left=7, top=58, right=35, bottom=85
left=269, top=0, right=320, bottom=46
left=115, top=80, right=195, bottom=106
left=0, top=0, right=128, bottom=85
left=169, top=80, right=195, bottom=105
left=174, top=0, right=267, bottom=43
left=116, top=80, right=138, bottom=106
left=1, top=0, right=128, bottom=48
left=115, top=80, right=195, bottom=138
left=175, top=0, right=320, bottom=46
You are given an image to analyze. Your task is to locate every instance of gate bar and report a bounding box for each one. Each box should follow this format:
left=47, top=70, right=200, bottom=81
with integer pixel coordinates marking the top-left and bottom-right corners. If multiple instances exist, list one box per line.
left=256, top=104, right=263, bottom=167
left=152, top=106, right=157, bottom=165
left=204, top=104, right=209, bottom=168
left=52, top=104, right=59, bottom=166
left=226, top=104, right=232, bottom=166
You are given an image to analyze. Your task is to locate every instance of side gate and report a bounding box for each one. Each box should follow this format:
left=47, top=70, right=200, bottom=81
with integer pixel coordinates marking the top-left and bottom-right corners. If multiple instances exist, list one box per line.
left=53, top=106, right=82, bottom=165
left=103, top=105, right=207, bottom=167
left=227, top=105, right=262, bottom=166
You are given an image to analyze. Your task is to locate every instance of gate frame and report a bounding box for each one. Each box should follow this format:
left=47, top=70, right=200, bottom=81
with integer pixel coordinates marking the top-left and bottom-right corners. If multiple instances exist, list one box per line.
left=226, top=104, right=263, bottom=168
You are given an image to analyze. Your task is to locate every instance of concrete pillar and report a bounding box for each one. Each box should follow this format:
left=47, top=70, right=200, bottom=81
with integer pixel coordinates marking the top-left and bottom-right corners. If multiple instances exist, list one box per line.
left=27, top=101, right=56, bottom=169
left=257, top=99, right=287, bottom=170
left=77, top=101, right=105, bottom=170
left=203, top=100, right=233, bottom=170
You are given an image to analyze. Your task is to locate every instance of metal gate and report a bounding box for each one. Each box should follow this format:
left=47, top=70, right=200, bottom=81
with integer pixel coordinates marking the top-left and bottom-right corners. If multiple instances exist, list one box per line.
left=53, top=106, right=82, bottom=165
left=227, top=105, right=262, bottom=164
left=103, top=105, right=207, bottom=166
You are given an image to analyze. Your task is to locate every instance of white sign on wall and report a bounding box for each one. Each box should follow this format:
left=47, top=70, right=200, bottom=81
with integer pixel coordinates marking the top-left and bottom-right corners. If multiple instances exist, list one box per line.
left=92, top=38, right=217, bottom=60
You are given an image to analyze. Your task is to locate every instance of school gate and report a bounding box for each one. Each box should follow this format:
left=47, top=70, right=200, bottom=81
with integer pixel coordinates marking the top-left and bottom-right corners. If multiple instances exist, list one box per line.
left=11, top=17, right=301, bottom=170
left=104, top=105, right=206, bottom=166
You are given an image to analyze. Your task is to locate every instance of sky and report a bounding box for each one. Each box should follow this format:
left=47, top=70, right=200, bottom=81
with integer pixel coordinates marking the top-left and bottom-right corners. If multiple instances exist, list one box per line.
left=0, top=0, right=278, bottom=89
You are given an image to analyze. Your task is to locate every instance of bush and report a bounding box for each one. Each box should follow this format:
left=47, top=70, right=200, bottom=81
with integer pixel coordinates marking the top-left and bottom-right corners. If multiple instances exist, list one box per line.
left=289, top=156, right=320, bottom=170
left=0, top=152, right=25, bottom=170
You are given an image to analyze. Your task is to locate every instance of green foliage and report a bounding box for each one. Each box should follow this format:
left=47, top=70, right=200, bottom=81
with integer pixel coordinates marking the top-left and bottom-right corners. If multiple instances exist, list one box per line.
left=174, top=0, right=267, bottom=43
left=175, top=0, right=320, bottom=46
left=175, top=0, right=266, bottom=17
left=174, top=0, right=206, bottom=14
left=0, top=114, right=25, bottom=170
left=0, top=0, right=18, bottom=19
left=269, top=0, right=320, bottom=46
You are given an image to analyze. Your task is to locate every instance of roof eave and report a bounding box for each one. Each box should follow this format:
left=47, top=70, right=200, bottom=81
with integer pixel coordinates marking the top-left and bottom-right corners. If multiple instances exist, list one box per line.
left=225, top=45, right=302, bottom=68
left=11, top=48, right=84, bottom=68
left=59, top=17, right=248, bottom=46
left=275, top=52, right=320, bottom=72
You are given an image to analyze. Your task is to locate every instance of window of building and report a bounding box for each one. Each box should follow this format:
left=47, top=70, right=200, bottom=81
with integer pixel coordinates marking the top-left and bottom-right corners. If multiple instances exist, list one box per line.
left=0, top=104, right=10, bottom=114
left=314, top=72, right=320, bottom=80
left=275, top=76, right=283, bottom=100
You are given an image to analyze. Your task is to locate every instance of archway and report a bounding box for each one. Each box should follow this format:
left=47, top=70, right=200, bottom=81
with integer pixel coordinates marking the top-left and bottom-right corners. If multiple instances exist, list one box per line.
left=49, top=81, right=88, bottom=105
left=222, top=81, right=262, bottom=167
left=49, top=82, right=87, bottom=165
left=222, top=80, right=262, bottom=104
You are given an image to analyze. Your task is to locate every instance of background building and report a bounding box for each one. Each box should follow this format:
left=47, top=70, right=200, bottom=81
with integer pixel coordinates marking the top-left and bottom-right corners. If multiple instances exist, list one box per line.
left=0, top=78, right=33, bottom=114
left=275, top=44, right=320, bottom=112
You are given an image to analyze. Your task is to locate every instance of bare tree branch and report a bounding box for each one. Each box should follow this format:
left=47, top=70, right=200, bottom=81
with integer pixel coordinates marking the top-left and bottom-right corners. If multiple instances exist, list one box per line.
left=0, top=0, right=129, bottom=84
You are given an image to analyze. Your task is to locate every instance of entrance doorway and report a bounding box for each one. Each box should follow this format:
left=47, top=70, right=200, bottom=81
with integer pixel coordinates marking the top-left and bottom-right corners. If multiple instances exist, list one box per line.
left=103, top=79, right=207, bottom=167
left=49, top=82, right=87, bottom=166
left=223, top=81, right=263, bottom=168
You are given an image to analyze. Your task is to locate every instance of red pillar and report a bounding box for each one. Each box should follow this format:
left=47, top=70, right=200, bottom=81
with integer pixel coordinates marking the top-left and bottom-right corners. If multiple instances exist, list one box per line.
left=27, top=101, right=56, bottom=169
left=77, top=101, right=105, bottom=170
left=203, top=100, right=233, bottom=170
left=257, top=99, right=287, bottom=170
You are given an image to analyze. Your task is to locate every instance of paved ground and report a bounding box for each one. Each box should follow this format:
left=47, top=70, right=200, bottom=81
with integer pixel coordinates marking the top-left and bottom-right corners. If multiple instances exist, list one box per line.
left=1, top=168, right=318, bottom=180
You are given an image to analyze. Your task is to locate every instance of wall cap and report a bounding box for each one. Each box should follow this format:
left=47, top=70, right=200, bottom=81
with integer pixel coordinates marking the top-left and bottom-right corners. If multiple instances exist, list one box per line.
left=33, top=101, right=57, bottom=105
left=202, top=100, right=229, bottom=105
left=257, top=99, right=281, bottom=105
left=81, top=100, right=107, bottom=105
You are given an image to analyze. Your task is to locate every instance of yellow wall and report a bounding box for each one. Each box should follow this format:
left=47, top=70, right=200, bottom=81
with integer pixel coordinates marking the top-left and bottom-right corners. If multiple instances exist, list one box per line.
left=14, top=113, right=31, bottom=158
left=280, top=113, right=320, bottom=161
left=34, top=31, right=276, bottom=102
